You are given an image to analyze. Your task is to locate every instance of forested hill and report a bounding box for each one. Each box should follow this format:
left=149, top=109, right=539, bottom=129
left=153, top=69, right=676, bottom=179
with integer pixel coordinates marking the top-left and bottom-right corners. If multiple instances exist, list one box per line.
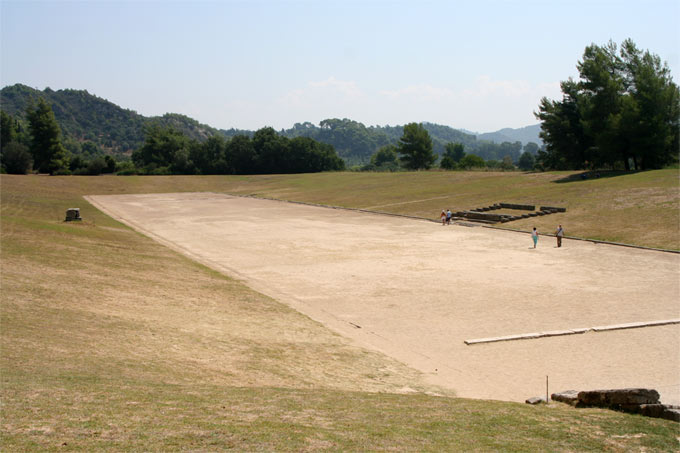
left=277, top=119, right=539, bottom=164
left=1, top=84, right=541, bottom=163
left=278, top=120, right=478, bottom=164
left=477, top=124, right=541, bottom=145
left=0, top=84, right=219, bottom=154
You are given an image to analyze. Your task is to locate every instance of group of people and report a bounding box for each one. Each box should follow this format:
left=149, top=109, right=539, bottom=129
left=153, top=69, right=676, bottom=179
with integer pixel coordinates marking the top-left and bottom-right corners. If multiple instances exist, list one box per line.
left=440, top=209, right=453, bottom=225
left=531, top=224, right=564, bottom=248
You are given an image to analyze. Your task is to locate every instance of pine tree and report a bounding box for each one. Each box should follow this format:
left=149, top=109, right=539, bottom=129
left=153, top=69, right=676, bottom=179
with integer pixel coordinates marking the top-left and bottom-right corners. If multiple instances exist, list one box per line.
left=26, top=98, right=70, bottom=174
left=397, top=123, right=435, bottom=170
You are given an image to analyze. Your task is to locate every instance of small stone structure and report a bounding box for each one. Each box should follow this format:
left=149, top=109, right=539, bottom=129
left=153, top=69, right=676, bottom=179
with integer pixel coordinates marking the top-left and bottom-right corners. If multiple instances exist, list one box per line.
left=65, top=208, right=82, bottom=222
left=548, top=388, right=679, bottom=422
left=453, top=202, right=566, bottom=224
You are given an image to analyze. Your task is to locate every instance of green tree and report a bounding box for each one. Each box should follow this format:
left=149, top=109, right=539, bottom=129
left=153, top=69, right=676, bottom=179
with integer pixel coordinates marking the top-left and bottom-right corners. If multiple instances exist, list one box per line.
left=132, top=123, right=191, bottom=173
left=536, top=39, right=679, bottom=170
left=104, top=155, right=117, bottom=173
left=287, top=136, right=345, bottom=173
left=397, top=123, right=435, bottom=170
left=81, top=141, right=101, bottom=155
left=440, top=142, right=465, bottom=169
left=86, top=157, right=107, bottom=175
left=0, top=142, right=33, bottom=174
left=69, top=155, right=87, bottom=172
left=370, top=145, right=399, bottom=167
left=617, top=39, right=680, bottom=169
left=226, top=135, right=256, bottom=174
left=500, top=155, right=515, bottom=170
left=536, top=79, right=589, bottom=169
left=458, top=154, right=486, bottom=169
left=518, top=151, right=536, bottom=170
left=252, top=127, right=288, bottom=174
left=26, top=98, right=70, bottom=174
left=523, top=142, right=539, bottom=155
left=115, top=161, right=137, bottom=175
left=190, top=135, right=230, bottom=174
left=1, top=110, right=17, bottom=148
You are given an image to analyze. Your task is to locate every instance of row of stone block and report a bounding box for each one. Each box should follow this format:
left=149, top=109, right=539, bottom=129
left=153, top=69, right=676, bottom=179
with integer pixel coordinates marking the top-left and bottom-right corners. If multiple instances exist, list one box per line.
left=454, top=203, right=566, bottom=224
left=499, top=202, right=535, bottom=211
left=548, top=388, right=679, bottom=422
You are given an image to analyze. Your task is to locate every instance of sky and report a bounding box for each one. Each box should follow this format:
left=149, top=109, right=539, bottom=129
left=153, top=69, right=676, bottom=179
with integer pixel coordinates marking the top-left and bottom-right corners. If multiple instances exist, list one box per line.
left=1, top=0, right=679, bottom=133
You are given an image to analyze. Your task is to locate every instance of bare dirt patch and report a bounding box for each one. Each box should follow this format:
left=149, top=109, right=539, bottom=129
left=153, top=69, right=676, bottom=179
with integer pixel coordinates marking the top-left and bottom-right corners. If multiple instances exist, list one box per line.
left=88, top=192, right=680, bottom=404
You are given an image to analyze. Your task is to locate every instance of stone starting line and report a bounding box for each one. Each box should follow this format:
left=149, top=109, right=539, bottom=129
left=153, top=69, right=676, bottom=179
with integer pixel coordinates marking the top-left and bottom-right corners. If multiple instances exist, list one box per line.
left=464, top=319, right=680, bottom=345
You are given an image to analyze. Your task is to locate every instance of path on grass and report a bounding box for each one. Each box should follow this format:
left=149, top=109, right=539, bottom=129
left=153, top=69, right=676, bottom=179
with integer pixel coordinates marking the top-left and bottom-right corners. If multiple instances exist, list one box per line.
left=88, top=193, right=680, bottom=404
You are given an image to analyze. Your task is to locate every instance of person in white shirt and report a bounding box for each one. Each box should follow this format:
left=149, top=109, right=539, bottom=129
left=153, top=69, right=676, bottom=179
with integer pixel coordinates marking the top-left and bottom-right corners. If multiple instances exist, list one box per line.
left=531, top=227, right=538, bottom=248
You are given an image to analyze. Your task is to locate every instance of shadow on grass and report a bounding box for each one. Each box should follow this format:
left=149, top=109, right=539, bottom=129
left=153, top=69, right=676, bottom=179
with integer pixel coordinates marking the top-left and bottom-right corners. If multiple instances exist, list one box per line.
left=552, top=170, right=636, bottom=184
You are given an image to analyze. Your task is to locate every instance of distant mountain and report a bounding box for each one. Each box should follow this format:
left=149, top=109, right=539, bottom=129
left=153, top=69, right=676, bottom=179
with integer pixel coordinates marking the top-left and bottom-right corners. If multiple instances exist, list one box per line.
left=0, top=84, right=219, bottom=154
left=278, top=119, right=477, bottom=164
left=477, top=124, right=542, bottom=145
left=1, top=83, right=541, bottom=163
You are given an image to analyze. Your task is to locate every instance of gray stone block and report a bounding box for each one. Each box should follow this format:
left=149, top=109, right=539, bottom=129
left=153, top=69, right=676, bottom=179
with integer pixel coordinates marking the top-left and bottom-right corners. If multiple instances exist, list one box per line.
left=577, top=388, right=660, bottom=408
left=663, top=408, right=680, bottom=422
left=540, top=206, right=567, bottom=212
left=65, top=208, right=82, bottom=221
left=552, top=390, right=579, bottom=406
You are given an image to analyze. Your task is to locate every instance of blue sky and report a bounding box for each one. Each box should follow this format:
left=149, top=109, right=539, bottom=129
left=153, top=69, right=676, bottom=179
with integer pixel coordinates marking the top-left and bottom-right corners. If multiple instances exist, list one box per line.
left=2, top=0, right=678, bottom=133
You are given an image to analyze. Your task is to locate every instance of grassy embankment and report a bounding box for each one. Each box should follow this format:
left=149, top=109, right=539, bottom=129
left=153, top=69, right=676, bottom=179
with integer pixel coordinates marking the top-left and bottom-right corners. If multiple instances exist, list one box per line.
left=226, top=170, right=679, bottom=251
left=2, top=172, right=679, bottom=451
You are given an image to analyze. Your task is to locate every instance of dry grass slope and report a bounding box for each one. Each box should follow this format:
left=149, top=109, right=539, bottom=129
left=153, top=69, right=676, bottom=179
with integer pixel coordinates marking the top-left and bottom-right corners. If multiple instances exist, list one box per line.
left=1, top=173, right=679, bottom=451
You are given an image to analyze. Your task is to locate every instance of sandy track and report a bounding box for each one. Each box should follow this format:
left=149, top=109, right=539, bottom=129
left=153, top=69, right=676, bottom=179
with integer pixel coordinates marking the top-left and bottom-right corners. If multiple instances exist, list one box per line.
left=87, top=193, right=680, bottom=403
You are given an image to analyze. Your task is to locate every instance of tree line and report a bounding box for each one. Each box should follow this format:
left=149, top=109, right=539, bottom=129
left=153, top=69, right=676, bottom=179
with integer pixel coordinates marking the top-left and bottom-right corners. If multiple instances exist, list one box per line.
left=0, top=99, right=345, bottom=175
left=1, top=85, right=542, bottom=166
left=362, top=122, right=539, bottom=172
left=131, top=124, right=345, bottom=175
left=0, top=100, right=536, bottom=175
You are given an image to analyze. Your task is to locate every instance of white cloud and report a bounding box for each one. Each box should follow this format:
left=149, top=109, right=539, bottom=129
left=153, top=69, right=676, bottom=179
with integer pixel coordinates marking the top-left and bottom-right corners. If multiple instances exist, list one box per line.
left=309, top=76, right=361, bottom=98
left=379, top=84, right=454, bottom=102
left=280, top=76, right=362, bottom=106
left=459, top=76, right=562, bottom=101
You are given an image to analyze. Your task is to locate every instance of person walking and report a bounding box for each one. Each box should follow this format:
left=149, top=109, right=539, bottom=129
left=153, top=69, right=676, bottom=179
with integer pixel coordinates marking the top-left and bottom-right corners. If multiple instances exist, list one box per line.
left=531, top=227, right=538, bottom=248
left=555, top=224, right=564, bottom=247
left=440, top=210, right=447, bottom=225
left=446, top=209, right=452, bottom=225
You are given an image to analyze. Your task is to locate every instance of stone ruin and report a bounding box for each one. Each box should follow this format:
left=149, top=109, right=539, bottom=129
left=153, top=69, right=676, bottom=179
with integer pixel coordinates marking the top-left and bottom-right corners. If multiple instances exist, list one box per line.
left=452, top=202, right=566, bottom=224
left=65, top=208, right=82, bottom=222
left=527, top=388, right=679, bottom=422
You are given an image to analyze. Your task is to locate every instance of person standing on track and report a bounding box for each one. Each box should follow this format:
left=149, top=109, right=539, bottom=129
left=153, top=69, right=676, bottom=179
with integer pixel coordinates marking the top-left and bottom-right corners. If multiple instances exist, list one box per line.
left=531, top=227, right=538, bottom=248
left=446, top=209, right=452, bottom=225
left=441, top=210, right=447, bottom=225
left=555, top=224, right=564, bottom=247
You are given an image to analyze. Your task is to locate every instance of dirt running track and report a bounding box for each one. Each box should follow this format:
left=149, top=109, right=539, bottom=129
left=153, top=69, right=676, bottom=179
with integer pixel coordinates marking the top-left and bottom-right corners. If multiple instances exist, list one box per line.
left=88, top=193, right=680, bottom=404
